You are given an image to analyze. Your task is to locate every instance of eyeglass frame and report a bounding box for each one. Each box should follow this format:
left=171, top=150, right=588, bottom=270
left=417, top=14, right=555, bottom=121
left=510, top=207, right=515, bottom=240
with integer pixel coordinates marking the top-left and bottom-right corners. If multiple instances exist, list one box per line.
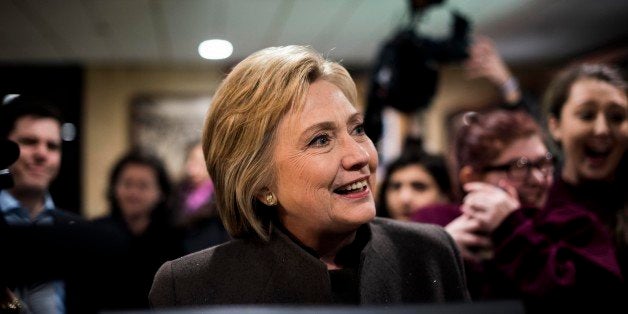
left=480, top=152, right=554, bottom=180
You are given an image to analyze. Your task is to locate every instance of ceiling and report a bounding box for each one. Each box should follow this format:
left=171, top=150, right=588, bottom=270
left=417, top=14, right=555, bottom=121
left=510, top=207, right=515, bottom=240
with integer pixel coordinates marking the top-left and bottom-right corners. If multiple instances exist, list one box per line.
left=1, top=0, right=627, bottom=68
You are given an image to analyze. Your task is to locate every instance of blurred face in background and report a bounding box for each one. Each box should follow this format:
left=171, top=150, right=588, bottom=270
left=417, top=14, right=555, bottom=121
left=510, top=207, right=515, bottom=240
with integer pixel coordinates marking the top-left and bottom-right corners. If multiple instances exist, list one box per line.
left=385, top=164, right=448, bottom=220
left=115, top=163, right=162, bottom=220
left=479, top=135, right=553, bottom=208
left=185, top=143, right=210, bottom=186
left=272, top=80, right=378, bottom=243
left=550, top=78, right=628, bottom=183
left=8, top=116, right=62, bottom=193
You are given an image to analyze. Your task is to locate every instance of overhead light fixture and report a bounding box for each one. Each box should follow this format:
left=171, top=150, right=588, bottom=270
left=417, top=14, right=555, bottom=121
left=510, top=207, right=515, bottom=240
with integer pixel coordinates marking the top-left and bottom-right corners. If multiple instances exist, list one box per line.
left=2, top=94, right=20, bottom=105
left=198, top=39, right=233, bottom=60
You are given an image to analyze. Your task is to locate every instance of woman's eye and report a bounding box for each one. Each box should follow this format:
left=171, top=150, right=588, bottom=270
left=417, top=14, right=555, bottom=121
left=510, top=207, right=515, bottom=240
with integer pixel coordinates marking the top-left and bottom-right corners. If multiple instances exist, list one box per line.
left=411, top=182, right=428, bottom=191
left=577, top=111, right=595, bottom=121
left=353, top=123, right=366, bottom=136
left=388, top=182, right=402, bottom=191
left=606, top=110, right=626, bottom=124
left=308, top=134, right=330, bottom=147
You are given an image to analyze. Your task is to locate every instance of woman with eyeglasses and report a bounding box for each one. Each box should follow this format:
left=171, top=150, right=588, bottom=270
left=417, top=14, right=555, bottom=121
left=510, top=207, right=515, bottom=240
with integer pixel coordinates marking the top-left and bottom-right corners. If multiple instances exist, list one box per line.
left=411, top=108, right=623, bottom=312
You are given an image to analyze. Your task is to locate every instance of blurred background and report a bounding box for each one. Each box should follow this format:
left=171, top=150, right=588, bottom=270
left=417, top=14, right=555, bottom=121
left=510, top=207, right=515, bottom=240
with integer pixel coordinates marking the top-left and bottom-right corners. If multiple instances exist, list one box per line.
left=1, top=0, right=627, bottom=218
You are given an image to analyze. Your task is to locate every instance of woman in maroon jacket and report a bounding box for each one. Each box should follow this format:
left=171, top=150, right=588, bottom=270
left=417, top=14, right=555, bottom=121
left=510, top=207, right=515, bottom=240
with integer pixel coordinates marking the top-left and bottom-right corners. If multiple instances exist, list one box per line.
left=412, top=108, right=624, bottom=312
left=543, top=63, right=628, bottom=279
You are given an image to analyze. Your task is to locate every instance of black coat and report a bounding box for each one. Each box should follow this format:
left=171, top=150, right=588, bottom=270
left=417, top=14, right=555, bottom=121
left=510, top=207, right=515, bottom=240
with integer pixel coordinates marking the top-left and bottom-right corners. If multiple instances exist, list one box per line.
left=92, top=215, right=184, bottom=310
left=0, top=209, right=130, bottom=313
left=149, top=217, right=469, bottom=307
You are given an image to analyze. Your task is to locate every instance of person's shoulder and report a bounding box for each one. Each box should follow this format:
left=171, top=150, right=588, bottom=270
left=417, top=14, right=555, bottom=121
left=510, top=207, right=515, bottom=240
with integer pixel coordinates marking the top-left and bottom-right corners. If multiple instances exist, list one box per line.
left=50, top=208, right=85, bottom=224
left=152, top=238, right=262, bottom=297
left=91, top=215, right=114, bottom=224
left=411, top=203, right=461, bottom=226
left=167, top=238, right=255, bottom=273
left=371, top=217, right=450, bottom=246
left=369, top=218, right=461, bottom=266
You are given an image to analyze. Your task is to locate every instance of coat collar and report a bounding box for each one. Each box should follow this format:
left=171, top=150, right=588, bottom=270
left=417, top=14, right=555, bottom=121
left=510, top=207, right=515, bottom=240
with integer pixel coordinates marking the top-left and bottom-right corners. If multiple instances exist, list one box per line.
left=359, top=219, right=403, bottom=303
left=257, top=220, right=401, bottom=303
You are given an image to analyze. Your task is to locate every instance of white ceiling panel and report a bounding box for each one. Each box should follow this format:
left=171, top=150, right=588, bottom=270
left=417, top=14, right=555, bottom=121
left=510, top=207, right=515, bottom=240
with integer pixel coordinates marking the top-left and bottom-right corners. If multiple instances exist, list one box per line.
left=23, top=0, right=109, bottom=60
left=276, top=0, right=346, bottom=50
left=0, top=1, right=58, bottom=60
left=0, top=0, right=626, bottom=67
left=222, top=0, right=287, bottom=58
left=329, top=0, right=407, bottom=66
left=161, top=0, right=225, bottom=60
left=90, top=0, right=160, bottom=61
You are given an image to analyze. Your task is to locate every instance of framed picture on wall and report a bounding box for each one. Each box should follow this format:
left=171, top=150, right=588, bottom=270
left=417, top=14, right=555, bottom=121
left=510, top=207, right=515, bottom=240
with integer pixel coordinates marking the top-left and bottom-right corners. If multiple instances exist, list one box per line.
left=130, top=93, right=212, bottom=181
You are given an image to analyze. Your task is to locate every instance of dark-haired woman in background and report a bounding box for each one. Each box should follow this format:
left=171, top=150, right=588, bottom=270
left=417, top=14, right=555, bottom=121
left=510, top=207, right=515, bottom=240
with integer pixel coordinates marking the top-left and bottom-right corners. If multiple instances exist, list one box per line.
left=377, top=143, right=452, bottom=221
left=95, top=150, right=183, bottom=310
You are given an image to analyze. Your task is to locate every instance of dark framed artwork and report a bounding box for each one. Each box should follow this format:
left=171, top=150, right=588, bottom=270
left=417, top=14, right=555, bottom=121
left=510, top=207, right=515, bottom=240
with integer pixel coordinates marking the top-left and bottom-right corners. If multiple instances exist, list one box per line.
left=130, top=93, right=212, bottom=180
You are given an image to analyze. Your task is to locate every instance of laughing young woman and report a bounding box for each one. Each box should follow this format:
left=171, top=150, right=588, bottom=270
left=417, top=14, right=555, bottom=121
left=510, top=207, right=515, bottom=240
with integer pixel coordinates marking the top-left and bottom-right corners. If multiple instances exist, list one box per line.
left=149, top=46, right=469, bottom=307
left=543, top=63, right=628, bottom=282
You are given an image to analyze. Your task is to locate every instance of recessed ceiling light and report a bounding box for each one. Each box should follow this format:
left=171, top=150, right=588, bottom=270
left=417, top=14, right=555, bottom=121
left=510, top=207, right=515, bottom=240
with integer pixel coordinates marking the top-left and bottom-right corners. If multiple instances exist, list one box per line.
left=198, top=39, right=233, bottom=60
left=2, top=94, right=20, bottom=105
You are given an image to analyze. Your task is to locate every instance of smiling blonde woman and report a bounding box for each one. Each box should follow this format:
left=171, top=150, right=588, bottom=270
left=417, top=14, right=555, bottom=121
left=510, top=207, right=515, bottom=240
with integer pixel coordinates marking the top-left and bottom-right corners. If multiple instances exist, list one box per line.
left=149, top=45, right=469, bottom=307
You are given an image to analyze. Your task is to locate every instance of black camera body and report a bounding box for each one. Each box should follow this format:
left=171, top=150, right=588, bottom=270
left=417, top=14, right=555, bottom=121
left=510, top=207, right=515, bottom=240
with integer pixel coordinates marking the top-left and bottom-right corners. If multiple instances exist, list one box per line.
left=0, top=139, right=19, bottom=189
left=364, top=7, right=471, bottom=142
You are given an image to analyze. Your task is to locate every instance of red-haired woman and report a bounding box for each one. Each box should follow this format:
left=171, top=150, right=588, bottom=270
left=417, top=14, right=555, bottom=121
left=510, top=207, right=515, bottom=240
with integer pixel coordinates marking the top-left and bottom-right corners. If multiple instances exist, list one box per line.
left=412, top=108, right=623, bottom=312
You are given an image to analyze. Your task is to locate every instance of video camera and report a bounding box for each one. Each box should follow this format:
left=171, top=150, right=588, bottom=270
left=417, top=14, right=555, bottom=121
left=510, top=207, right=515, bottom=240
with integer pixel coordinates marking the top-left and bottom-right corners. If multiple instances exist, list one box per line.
left=364, top=0, right=471, bottom=142
left=0, top=139, right=19, bottom=189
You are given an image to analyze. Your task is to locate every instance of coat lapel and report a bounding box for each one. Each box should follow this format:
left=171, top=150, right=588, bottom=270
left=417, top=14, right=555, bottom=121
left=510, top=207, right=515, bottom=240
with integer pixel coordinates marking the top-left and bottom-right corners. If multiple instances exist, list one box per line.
left=359, top=222, right=403, bottom=304
left=258, top=225, right=332, bottom=303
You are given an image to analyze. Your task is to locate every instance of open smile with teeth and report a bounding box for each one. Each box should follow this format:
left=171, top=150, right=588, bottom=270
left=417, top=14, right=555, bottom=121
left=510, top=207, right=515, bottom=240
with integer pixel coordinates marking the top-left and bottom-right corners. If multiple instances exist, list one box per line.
left=335, top=179, right=368, bottom=195
left=585, top=138, right=614, bottom=154
left=583, top=143, right=613, bottom=162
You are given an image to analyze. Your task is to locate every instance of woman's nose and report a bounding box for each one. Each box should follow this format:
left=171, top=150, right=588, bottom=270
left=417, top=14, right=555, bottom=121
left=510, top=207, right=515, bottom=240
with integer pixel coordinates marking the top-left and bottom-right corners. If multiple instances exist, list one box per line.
left=593, top=114, right=610, bottom=135
left=341, top=137, right=370, bottom=171
left=399, top=187, right=414, bottom=204
left=526, top=166, right=548, bottom=185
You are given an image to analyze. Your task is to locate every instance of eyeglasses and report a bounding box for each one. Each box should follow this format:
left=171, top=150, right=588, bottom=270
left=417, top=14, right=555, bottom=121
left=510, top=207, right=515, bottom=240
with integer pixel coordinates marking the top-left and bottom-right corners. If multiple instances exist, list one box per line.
left=481, top=152, right=554, bottom=180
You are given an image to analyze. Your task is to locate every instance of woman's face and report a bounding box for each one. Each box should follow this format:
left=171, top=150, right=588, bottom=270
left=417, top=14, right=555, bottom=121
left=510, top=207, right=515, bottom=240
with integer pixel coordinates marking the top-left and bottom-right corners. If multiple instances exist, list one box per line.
left=385, top=164, right=447, bottom=221
left=115, top=163, right=162, bottom=219
left=185, top=143, right=210, bottom=186
left=550, top=78, right=628, bottom=183
left=272, top=79, right=378, bottom=242
left=480, top=135, right=553, bottom=208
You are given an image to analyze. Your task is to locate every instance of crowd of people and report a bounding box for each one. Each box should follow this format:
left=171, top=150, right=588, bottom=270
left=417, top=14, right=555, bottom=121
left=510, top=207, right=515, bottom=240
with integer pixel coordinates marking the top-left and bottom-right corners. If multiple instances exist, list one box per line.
left=378, top=41, right=628, bottom=312
left=0, top=98, right=229, bottom=313
left=0, top=37, right=626, bottom=314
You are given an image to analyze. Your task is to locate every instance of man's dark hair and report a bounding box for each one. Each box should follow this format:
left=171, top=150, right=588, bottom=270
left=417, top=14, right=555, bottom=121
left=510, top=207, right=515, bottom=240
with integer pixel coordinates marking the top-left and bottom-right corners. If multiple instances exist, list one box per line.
left=0, top=95, right=64, bottom=139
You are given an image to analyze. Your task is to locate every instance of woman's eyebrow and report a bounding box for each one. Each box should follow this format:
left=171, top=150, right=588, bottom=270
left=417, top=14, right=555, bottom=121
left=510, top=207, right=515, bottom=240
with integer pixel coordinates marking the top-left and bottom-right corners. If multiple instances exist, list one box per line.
left=298, top=121, right=336, bottom=141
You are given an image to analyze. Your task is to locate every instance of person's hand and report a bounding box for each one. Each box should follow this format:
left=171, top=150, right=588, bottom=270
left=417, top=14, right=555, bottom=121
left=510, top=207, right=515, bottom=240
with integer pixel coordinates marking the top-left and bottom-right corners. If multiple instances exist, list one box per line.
left=465, top=36, right=510, bottom=84
left=461, top=181, right=520, bottom=233
left=465, top=35, right=521, bottom=104
left=445, top=214, right=493, bottom=262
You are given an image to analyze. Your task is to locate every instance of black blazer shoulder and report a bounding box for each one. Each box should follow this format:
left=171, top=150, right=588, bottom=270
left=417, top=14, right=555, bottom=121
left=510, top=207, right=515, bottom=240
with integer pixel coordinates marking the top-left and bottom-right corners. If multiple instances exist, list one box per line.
left=149, top=218, right=469, bottom=307
left=50, top=208, right=84, bottom=224
left=362, top=218, right=469, bottom=303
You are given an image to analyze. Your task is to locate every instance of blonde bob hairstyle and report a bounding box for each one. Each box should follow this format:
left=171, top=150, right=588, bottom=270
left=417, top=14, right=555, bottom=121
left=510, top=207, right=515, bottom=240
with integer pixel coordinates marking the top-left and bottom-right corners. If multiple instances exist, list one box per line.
left=202, top=45, right=357, bottom=240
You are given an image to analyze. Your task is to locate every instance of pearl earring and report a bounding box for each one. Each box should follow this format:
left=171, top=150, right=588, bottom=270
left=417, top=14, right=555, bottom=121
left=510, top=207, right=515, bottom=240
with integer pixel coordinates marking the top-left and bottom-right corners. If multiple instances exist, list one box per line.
left=266, top=193, right=277, bottom=206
